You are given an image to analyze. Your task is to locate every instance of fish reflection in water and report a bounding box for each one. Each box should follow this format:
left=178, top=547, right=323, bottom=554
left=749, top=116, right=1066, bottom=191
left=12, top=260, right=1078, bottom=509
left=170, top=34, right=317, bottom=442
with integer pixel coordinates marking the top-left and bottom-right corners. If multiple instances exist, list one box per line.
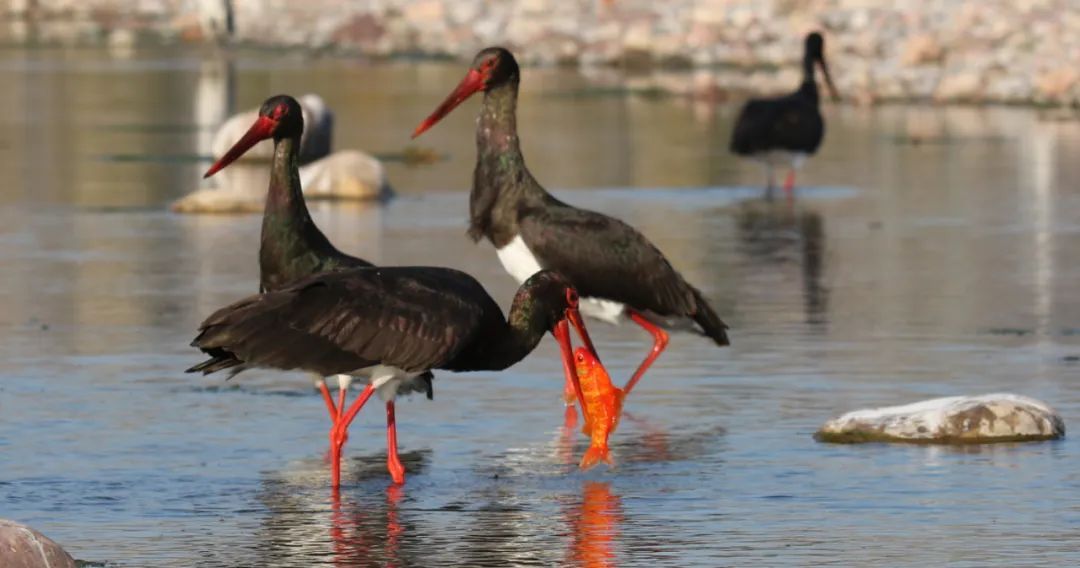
left=735, top=200, right=828, bottom=325
left=565, top=482, right=623, bottom=568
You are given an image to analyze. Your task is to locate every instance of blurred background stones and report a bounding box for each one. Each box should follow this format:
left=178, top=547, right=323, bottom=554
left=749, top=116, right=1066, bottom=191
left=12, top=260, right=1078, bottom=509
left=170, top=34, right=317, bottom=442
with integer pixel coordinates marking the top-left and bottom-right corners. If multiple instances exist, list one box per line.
left=1, top=0, right=1078, bottom=105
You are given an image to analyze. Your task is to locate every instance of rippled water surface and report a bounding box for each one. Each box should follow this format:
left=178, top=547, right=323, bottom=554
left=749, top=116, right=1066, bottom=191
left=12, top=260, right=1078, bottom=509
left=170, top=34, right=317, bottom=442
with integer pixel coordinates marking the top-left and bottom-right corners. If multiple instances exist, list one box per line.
left=1, top=47, right=1079, bottom=566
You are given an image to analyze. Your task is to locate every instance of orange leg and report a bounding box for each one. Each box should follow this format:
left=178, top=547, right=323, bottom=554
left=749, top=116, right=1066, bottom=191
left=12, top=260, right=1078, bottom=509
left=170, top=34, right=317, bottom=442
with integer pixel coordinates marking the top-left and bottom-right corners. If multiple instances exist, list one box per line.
left=783, top=170, right=796, bottom=198
left=330, top=383, right=376, bottom=488
left=624, top=310, right=670, bottom=395
left=386, top=401, right=406, bottom=485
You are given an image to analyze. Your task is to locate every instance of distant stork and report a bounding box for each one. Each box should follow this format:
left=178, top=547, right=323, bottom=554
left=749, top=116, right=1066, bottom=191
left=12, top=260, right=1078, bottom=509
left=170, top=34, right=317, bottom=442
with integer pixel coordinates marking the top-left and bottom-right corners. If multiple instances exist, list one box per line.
left=730, top=32, right=839, bottom=199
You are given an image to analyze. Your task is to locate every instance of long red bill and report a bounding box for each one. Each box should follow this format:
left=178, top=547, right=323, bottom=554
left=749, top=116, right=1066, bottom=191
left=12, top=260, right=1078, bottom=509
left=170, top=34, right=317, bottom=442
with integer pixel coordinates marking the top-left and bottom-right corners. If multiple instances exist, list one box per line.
left=203, top=115, right=277, bottom=178
left=818, top=58, right=840, bottom=102
left=411, top=68, right=485, bottom=139
left=566, top=307, right=600, bottom=362
left=554, top=319, right=587, bottom=411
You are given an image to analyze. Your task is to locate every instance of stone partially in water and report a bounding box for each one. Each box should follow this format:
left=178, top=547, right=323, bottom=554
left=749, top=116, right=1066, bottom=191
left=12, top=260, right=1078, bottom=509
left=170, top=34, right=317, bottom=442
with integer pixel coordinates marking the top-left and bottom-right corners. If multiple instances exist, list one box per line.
left=0, top=519, right=76, bottom=568
left=815, top=394, right=1065, bottom=444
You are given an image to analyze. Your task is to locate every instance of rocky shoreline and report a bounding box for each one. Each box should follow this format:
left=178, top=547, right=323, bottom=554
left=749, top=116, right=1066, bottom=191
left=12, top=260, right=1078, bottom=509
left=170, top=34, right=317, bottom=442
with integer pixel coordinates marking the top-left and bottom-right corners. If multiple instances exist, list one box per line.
left=2, top=0, right=1078, bottom=106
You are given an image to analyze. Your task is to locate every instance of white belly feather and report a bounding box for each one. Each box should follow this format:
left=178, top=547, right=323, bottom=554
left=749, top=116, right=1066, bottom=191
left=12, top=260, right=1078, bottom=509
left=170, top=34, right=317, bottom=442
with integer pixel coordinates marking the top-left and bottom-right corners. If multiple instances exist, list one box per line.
left=496, top=234, right=544, bottom=284
left=496, top=234, right=627, bottom=325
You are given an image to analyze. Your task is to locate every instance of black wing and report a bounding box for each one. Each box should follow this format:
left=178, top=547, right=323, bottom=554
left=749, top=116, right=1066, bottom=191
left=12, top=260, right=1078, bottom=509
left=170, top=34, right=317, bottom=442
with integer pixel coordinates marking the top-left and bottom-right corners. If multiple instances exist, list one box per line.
left=519, top=204, right=729, bottom=345
left=189, top=267, right=502, bottom=377
left=730, top=95, right=824, bottom=156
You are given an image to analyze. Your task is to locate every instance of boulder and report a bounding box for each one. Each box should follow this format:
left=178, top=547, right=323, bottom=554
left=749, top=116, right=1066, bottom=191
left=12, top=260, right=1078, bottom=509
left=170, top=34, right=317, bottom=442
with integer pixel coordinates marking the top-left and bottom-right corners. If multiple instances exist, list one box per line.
left=0, top=519, right=76, bottom=568
left=172, top=150, right=391, bottom=214
left=816, top=393, right=1065, bottom=444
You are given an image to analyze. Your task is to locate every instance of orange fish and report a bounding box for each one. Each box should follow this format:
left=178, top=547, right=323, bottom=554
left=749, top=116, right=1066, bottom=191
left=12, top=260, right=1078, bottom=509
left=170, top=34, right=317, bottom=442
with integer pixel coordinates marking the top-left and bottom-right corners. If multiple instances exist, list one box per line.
left=574, top=347, right=624, bottom=470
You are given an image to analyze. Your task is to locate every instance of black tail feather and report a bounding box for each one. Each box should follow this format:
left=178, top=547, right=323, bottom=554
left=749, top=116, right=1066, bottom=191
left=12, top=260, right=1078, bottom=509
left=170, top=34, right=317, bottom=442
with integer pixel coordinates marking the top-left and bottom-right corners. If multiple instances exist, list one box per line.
left=186, top=347, right=244, bottom=375
left=690, top=287, right=731, bottom=346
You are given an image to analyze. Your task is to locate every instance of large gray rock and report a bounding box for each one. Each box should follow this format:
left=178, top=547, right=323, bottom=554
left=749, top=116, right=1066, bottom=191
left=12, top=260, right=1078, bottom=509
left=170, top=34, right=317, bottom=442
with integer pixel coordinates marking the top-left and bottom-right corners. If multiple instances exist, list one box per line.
left=0, top=519, right=76, bottom=568
left=816, top=394, right=1065, bottom=444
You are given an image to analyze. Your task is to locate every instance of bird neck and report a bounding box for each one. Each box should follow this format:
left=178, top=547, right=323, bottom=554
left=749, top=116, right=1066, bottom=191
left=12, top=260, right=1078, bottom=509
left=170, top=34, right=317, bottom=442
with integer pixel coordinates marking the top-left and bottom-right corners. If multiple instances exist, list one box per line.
left=486, top=288, right=553, bottom=370
left=265, top=134, right=312, bottom=224
left=259, top=135, right=330, bottom=290
left=470, top=78, right=551, bottom=242
left=799, top=55, right=820, bottom=103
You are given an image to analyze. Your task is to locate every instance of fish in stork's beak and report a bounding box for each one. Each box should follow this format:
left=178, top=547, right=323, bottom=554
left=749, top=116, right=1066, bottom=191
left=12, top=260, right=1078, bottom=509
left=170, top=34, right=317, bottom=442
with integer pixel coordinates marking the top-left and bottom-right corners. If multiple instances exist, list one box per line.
left=574, top=347, right=624, bottom=470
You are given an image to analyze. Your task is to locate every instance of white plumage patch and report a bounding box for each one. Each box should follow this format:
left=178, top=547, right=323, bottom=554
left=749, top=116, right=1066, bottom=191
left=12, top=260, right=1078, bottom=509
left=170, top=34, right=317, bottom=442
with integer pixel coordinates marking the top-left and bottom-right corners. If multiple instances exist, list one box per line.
left=496, top=234, right=543, bottom=284
left=754, top=150, right=809, bottom=169
left=351, top=365, right=425, bottom=401
left=579, top=297, right=626, bottom=325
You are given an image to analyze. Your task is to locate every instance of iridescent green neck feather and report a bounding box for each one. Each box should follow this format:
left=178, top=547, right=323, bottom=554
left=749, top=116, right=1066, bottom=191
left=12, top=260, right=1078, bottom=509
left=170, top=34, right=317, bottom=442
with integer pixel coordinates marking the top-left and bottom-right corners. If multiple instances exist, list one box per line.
left=470, top=78, right=554, bottom=245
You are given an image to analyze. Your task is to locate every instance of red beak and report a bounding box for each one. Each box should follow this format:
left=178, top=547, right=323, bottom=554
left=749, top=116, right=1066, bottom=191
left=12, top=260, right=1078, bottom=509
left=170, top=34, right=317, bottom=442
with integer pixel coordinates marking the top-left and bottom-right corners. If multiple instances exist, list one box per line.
left=818, top=57, right=840, bottom=102
left=411, top=68, right=486, bottom=139
left=203, top=115, right=277, bottom=178
left=554, top=319, right=587, bottom=411
left=566, top=307, right=600, bottom=362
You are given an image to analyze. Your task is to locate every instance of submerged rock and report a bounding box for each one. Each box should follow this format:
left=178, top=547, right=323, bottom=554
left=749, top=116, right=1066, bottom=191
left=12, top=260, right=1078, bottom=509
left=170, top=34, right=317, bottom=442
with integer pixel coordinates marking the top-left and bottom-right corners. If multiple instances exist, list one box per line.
left=0, top=519, right=76, bottom=568
left=816, top=394, right=1065, bottom=444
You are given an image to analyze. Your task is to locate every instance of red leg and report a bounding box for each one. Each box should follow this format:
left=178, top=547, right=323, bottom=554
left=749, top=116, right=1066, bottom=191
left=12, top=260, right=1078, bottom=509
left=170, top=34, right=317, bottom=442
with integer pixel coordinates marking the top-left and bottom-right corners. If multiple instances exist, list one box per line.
left=317, top=380, right=337, bottom=422
left=624, top=310, right=670, bottom=395
left=386, top=401, right=406, bottom=485
left=330, top=383, right=376, bottom=488
left=783, top=170, right=796, bottom=198
left=330, top=382, right=351, bottom=448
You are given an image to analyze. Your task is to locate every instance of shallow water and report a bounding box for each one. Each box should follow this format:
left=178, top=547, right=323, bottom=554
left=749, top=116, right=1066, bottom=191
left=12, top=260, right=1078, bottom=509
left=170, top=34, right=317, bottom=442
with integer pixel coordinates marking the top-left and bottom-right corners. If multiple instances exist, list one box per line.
left=1, top=47, right=1079, bottom=566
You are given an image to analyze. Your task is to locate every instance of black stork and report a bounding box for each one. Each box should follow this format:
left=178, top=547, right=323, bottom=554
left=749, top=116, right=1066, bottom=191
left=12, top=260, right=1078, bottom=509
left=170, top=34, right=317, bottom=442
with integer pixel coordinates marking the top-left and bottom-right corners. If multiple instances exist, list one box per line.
left=411, top=47, right=730, bottom=414
left=188, top=267, right=602, bottom=486
left=730, top=32, right=839, bottom=199
left=202, top=95, right=378, bottom=470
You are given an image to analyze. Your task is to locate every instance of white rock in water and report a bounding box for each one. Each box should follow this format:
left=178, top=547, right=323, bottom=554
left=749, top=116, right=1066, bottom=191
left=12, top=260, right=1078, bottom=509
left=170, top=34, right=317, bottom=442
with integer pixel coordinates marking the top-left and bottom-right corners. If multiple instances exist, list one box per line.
left=816, top=393, right=1065, bottom=444
left=0, top=519, right=76, bottom=568
left=209, top=93, right=333, bottom=165
left=171, top=150, right=392, bottom=214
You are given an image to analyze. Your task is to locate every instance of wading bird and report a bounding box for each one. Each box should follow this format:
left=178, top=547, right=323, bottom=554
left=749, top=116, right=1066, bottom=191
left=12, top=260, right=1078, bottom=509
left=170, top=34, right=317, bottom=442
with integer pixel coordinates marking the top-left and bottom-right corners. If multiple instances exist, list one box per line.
left=730, top=32, right=839, bottom=199
left=189, top=268, right=602, bottom=486
left=412, top=47, right=729, bottom=416
left=203, top=95, right=381, bottom=471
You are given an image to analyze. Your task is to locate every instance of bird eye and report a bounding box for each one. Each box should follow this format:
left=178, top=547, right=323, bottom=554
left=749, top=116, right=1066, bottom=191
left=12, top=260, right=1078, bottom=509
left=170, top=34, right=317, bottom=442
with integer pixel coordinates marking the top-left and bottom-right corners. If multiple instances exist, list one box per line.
left=566, top=288, right=579, bottom=308
left=273, top=103, right=288, bottom=119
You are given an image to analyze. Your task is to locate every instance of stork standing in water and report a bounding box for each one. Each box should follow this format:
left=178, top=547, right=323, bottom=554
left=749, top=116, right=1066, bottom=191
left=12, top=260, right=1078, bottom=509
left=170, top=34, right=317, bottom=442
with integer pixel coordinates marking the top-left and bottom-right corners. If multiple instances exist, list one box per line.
left=730, top=32, right=839, bottom=199
left=202, top=95, right=382, bottom=476
left=412, top=47, right=730, bottom=417
left=189, top=268, right=602, bottom=486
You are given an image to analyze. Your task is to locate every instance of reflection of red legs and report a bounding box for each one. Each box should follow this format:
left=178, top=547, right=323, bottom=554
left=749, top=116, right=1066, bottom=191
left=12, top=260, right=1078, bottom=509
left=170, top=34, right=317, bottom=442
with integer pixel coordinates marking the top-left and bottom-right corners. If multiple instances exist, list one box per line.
left=386, top=401, right=406, bottom=485
left=783, top=170, right=796, bottom=199
left=624, top=311, right=669, bottom=395
left=330, top=383, right=376, bottom=488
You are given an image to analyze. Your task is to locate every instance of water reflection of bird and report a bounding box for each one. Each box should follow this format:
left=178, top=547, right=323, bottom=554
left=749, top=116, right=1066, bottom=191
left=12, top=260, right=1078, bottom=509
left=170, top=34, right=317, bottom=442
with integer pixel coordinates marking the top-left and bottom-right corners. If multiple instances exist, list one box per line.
left=250, top=461, right=423, bottom=566
left=730, top=32, right=839, bottom=199
left=565, top=482, right=623, bottom=568
left=188, top=267, right=604, bottom=486
left=735, top=200, right=828, bottom=325
left=412, top=47, right=730, bottom=418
